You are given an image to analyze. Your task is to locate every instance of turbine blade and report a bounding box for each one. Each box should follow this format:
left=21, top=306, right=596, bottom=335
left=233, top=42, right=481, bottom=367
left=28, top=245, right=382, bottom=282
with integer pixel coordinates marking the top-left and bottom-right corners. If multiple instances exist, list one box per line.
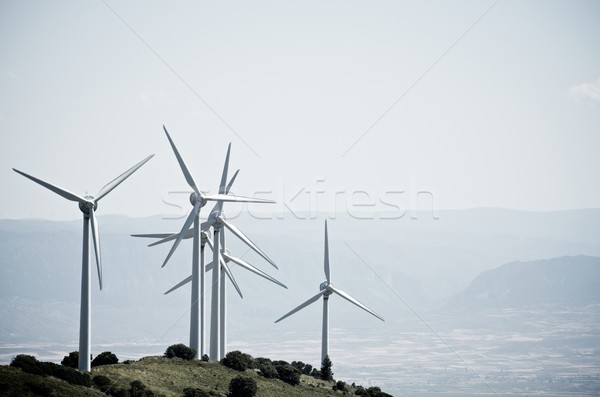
left=225, top=170, right=239, bottom=194
left=221, top=219, right=278, bottom=269
left=221, top=257, right=243, bottom=299
left=324, top=220, right=330, bottom=283
left=216, top=143, right=231, bottom=213
left=330, top=287, right=385, bottom=322
left=164, top=275, right=192, bottom=295
left=89, top=209, right=103, bottom=290
left=148, top=233, right=178, bottom=247
left=201, top=220, right=213, bottom=231
left=274, top=291, right=325, bottom=323
left=95, top=154, right=154, bottom=201
left=131, top=233, right=175, bottom=239
left=163, top=125, right=200, bottom=195
left=205, top=236, right=214, bottom=251
left=204, top=193, right=275, bottom=204
left=146, top=227, right=193, bottom=247
left=13, top=169, right=85, bottom=202
left=207, top=169, right=240, bottom=216
left=219, top=143, right=231, bottom=195
left=223, top=253, right=287, bottom=289
left=162, top=202, right=199, bottom=268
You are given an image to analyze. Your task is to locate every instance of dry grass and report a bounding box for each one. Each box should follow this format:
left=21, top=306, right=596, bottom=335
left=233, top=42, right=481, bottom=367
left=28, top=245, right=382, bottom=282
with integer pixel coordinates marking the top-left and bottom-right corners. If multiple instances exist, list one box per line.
left=93, top=356, right=340, bottom=397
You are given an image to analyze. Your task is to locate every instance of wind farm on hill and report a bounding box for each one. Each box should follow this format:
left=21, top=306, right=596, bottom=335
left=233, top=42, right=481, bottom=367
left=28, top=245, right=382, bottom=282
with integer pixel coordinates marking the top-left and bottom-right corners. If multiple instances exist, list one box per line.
left=7, top=125, right=391, bottom=396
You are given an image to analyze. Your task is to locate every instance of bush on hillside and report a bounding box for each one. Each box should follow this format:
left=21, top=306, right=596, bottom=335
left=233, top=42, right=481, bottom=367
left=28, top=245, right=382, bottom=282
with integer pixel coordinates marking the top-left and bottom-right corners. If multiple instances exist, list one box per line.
left=92, top=351, right=119, bottom=367
left=320, top=355, right=333, bottom=381
left=291, top=360, right=313, bottom=375
left=334, top=380, right=348, bottom=392
left=254, top=357, right=278, bottom=379
left=273, top=363, right=301, bottom=386
left=355, top=385, right=393, bottom=397
left=61, top=351, right=79, bottom=368
left=228, top=376, right=257, bottom=397
left=222, top=350, right=254, bottom=372
left=130, top=379, right=156, bottom=397
left=92, top=375, right=113, bottom=393
left=10, top=355, right=44, bottom=376
left=182, top=387, right=211, bottom=397
left=164, top=344, right=196, bottom=360
left=11, top=354, right=92, bottom=387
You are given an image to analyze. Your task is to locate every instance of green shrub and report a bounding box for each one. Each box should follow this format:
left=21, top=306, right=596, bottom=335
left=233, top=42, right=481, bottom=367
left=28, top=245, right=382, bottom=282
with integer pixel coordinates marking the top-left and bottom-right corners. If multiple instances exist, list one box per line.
left=274, top=364, right=301, bottom=386
left=228, top=375, right=257, bottom=397
left=302, top=363, right=313, bottom=375
left=11, top=355, right=92, bottom=387
left=10, top=354, right=44, bottom=376
left=354, top=385, right=393, bottom=397
left=182, top=387, right=210, bottom=397
left=310, top=368, right=321, bottom=378
left=334, top=380, right=348, bottom=392
left=254, top=357, right=278, bottom=379
left=320, top=355, right=333, bottom=381
left=93, top=374, right=113, bottom=392
left=92, top=351, right=119, bottom=367
left=61, top=351, right=79, bottom=368
left=222, top=350, right=253, bottom=372
left=201, top=354, right=210, bottom=362
left=164, top=343, right=196, bottom=360
left=43, top=362, right=92, bottom=387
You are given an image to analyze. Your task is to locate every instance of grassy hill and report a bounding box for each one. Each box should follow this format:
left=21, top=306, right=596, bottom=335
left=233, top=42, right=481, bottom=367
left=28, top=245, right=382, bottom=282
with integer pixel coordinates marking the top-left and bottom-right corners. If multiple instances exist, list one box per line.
left=0, top=355, right=391, bottom=397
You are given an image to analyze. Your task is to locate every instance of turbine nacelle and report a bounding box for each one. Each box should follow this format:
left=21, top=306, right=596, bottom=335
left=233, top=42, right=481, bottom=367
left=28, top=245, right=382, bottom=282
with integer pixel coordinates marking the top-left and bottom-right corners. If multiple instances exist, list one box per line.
left=200, top=231, right=209, bottom=243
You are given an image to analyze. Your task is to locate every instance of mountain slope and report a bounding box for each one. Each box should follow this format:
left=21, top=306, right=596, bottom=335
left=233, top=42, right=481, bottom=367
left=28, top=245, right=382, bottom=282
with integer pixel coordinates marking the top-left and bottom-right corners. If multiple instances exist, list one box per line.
left=448, top=255, right=600, bottom=310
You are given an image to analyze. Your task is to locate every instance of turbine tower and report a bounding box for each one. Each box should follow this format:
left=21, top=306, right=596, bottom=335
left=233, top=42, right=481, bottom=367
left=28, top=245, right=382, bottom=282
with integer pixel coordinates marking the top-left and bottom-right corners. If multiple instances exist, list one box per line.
left=136, top=127, right=271, bottom=359
left=275, top=220, right=384, bottom=361
left=13, top=154, right=154, bottom=371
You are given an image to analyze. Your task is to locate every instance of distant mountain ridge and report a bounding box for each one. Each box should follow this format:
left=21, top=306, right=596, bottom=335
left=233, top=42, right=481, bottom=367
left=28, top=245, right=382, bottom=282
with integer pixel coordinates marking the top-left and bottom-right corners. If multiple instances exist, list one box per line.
left=448, top=255, right=600, bottom=310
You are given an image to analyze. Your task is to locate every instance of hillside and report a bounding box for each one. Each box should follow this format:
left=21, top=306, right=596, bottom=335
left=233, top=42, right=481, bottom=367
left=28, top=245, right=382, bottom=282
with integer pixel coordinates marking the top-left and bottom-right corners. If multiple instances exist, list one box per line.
left=448, top=255, right=600, bottom=310
left=0, top=355, right=391, bottom=397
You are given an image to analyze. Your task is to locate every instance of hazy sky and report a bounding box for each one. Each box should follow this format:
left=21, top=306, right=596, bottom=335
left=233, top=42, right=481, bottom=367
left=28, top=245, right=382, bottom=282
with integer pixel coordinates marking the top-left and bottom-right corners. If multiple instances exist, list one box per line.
left=1, top=0, right=599, bottom=220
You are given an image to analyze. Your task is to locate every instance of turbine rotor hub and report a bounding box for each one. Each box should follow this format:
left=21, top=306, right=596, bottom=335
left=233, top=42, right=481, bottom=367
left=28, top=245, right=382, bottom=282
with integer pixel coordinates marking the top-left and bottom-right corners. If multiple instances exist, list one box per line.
left=213, top=215, right=225, bottom=228
left=189, top=192, right=207, bottom=207
left=78, top=197, right=97, bottom=214
left=320, top=281, right=333, bottom=295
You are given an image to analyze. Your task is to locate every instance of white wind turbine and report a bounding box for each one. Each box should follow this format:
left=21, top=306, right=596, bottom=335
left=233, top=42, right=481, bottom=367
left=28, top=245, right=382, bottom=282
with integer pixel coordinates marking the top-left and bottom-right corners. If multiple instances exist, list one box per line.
left=13, top=154, right=154, bottom=371
left=136, top=126, right=272, bottom=359
left=137, top=144, right=280, bottom=360
left=162, top=176, right=286, bottom=360
left=275, top=220, right=384, bottom=362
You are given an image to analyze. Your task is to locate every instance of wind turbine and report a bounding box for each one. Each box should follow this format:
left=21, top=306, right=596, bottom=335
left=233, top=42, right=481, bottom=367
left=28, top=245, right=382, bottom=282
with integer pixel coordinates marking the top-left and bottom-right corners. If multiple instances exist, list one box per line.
left=160, top=170, right=285, bottom=360
left=275, top=220, right=384, bottom=362
left=137, top=141, right=279, bottom=360
left=13, top=154, right=154, bottom=371
left=138, top=126, right=272, bottom=359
